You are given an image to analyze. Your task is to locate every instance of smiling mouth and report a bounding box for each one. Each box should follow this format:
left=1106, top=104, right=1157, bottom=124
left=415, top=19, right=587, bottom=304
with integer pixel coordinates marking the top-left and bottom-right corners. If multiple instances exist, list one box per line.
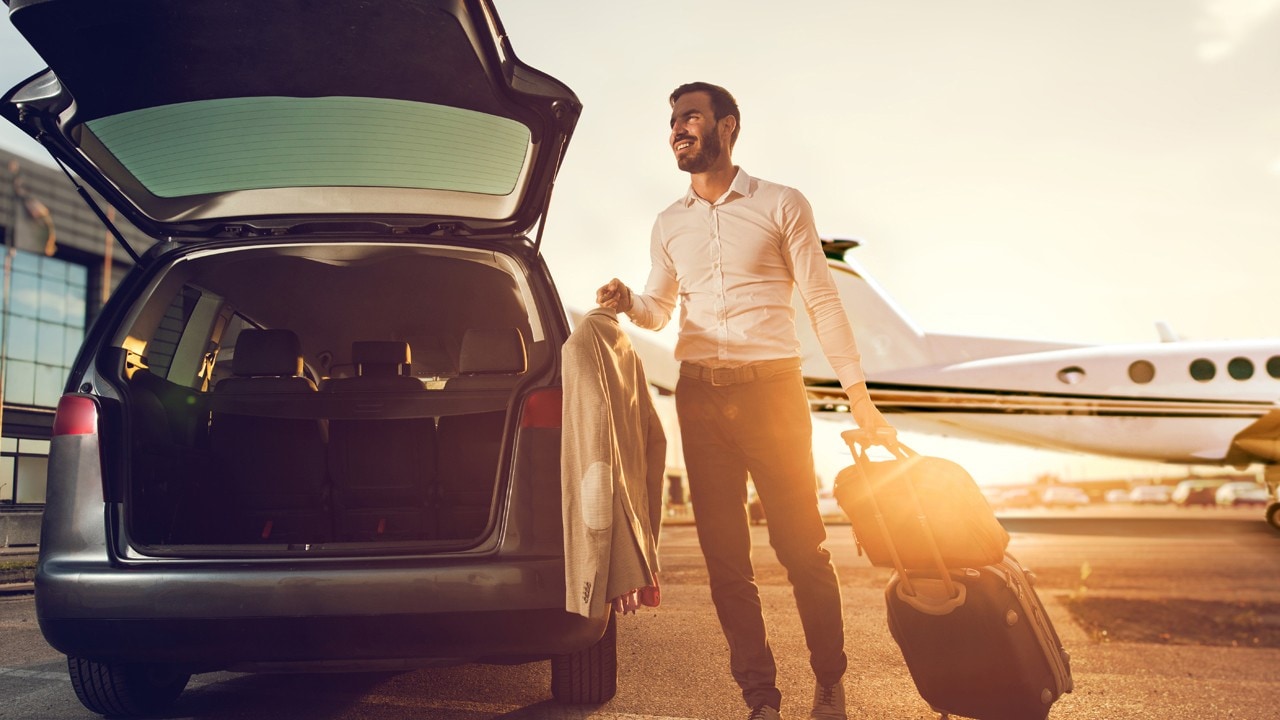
left=674, top=138, right=694, bottom=151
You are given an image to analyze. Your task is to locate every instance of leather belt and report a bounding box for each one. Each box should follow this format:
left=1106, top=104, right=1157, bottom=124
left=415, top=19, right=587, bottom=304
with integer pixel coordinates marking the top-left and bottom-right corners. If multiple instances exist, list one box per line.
left=679, top=358, right=801, bottom=387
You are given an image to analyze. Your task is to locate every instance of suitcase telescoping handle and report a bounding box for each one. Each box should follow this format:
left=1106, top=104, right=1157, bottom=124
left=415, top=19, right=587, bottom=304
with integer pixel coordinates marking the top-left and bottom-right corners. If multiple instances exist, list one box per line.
left=840, top=429, right=959, bottom=602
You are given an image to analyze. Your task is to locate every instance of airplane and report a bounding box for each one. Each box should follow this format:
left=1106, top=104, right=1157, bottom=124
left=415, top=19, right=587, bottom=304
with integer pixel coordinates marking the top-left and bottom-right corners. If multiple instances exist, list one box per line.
left=610, top=238, right=1280, bottom=528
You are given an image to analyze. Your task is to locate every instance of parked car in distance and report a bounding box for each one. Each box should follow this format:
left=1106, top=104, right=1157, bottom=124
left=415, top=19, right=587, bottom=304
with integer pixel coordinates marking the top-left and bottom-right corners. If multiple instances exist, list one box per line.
left=1104, top=489, right=1132, bottom=504
left=1128, top=485, right=1173, bottom=505
left=1171, top=480, right=1221, bottom=507
left=1215, top=481, right=1270, bottom=507
left=1041, top=486, right=1090, bottom=508
left=0, top=1, right=619, bottom=717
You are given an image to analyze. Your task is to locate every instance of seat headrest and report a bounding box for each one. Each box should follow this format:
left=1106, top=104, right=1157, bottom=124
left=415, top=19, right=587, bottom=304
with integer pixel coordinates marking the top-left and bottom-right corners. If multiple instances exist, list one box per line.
left=233, top=329, right=304, bottom=378
left=352, top=341, right=412, bottom=376
left=459, top=328, right=527, bottom=375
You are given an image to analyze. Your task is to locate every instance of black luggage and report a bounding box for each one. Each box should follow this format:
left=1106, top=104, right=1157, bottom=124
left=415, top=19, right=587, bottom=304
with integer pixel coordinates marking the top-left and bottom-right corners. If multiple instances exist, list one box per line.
left=885, top=554, right=1073, bottom=720
left=841, top=430, right=1073, bottom=720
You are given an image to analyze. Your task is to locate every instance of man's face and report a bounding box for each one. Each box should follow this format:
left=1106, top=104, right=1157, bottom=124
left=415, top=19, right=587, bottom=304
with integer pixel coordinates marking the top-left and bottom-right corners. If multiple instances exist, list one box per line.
left=669, top=91, right=726, bottom=173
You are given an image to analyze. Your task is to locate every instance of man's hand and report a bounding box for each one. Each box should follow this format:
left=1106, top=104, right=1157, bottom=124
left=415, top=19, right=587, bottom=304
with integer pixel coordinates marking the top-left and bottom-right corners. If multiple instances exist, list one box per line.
left=849, top=383, right=896, bottom=444
left=595, top=278, right=633, bottom=312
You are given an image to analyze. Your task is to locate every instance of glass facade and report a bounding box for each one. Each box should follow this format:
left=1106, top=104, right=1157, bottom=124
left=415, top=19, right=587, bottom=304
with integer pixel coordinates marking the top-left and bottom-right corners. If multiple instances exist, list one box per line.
left=3, top=249, right=87, bottom=407
left=0, top=437, right=50, bottom=505
left=0, top=249, right=89, bottom=506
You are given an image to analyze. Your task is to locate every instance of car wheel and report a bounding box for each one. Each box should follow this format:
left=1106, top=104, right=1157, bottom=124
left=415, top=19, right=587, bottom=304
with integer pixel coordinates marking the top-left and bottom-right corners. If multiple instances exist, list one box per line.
left=67, top=656, right=190, bottom=717
left=550, top=610, right=617, bottom=704
left=1267, top=503, right=1280, bottom=532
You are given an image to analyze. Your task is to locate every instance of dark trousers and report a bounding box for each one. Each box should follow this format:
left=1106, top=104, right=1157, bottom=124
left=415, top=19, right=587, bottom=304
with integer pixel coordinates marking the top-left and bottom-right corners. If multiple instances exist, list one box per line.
left=676, top=364, right=847, bottom=710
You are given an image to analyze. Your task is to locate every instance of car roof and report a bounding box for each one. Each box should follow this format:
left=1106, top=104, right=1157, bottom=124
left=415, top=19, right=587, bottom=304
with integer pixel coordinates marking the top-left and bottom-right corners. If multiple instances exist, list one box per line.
left=1, top=0, right=581, bottom=240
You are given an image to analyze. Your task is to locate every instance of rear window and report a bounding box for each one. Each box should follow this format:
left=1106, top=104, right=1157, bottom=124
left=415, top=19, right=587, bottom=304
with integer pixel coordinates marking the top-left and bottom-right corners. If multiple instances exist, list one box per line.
left=87, top=97, right=531, bottom=199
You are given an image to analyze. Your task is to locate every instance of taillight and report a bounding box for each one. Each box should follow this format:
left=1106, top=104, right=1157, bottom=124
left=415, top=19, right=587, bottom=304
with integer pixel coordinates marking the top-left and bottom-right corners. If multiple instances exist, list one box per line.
left=520, top=387, right=562, bottom=429
left=52, top=395, right=98, bottom=436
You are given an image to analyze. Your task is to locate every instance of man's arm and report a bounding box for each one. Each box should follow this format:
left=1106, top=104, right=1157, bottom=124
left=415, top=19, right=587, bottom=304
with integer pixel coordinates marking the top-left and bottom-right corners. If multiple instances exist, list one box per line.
left=779, top=188, right=895, bottom=436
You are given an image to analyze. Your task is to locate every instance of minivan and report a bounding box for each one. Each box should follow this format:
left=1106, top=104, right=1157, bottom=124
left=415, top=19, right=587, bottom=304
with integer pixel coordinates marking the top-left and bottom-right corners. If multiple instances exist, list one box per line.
left=1, top=0, right=616, bottom=716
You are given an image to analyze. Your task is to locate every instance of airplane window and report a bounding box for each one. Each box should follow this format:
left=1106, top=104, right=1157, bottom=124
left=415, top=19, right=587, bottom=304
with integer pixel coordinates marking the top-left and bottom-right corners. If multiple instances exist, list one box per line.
left=1269, top=356, right=1280, bottom=379
left=1056, top=366, right=1085, bottom=385
left=1128, top=360, right=1155, bottom=384
left=1228, top=357, right=1254, bottom=380
left=1189, top=358, right=1216, bottom=382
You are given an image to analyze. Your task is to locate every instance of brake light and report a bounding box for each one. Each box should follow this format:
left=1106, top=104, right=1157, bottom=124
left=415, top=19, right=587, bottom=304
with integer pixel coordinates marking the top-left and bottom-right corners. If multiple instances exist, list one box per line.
left=52, top=395, right=98, bottom=436
left=520, top=387, right=562, bottom=428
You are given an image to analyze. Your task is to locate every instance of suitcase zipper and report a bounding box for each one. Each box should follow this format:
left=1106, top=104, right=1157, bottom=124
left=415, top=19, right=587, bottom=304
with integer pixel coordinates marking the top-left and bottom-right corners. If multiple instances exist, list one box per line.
left=996, top=556, right=1074, bottom=697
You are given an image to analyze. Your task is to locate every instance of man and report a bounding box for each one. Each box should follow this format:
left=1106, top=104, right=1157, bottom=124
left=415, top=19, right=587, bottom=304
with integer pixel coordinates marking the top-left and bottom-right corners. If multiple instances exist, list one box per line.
left=596, top=82, right=895, bottom=720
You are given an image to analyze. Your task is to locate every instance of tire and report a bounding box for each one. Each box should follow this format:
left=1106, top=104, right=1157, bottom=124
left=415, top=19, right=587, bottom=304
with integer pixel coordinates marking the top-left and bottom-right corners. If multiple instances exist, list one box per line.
left=550, top=610, right=617, bottom=704
left=1267, top=503, right=1280, bottom=532
left=67, top=656, right=190, bottom=718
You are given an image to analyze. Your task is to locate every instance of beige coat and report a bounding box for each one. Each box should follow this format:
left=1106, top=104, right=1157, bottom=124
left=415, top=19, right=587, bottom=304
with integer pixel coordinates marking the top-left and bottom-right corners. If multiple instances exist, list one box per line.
left=561, top=308, right=665, bottom=618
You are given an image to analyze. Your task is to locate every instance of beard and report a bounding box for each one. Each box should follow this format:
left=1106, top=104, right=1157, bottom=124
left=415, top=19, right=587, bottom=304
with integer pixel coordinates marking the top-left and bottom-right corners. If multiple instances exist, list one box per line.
left=676, top=127, right=723, bottom=173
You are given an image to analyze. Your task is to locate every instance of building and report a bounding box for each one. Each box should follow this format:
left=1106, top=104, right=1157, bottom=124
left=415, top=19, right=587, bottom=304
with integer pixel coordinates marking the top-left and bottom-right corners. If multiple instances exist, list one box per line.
left=0, top=146, right=152, bottom=545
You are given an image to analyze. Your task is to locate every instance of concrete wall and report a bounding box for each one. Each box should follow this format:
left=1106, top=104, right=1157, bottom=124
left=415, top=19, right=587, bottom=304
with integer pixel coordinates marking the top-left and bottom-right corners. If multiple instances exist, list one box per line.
left=0, top=511, right=42, bottom=547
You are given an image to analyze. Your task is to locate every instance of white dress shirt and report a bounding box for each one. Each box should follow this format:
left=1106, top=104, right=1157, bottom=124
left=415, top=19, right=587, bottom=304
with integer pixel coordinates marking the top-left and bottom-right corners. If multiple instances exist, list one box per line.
left=626, top=167, right=866, bottom=391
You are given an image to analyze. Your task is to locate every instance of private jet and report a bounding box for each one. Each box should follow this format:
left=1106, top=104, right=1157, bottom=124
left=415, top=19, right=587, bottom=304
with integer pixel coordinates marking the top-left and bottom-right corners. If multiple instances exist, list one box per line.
left=619, top=238, right=1280, bottom=529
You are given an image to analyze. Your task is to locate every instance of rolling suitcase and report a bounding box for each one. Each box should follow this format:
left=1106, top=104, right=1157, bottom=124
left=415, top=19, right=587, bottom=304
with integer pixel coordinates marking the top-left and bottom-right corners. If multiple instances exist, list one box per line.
left=842, top=430, right=1073, bottom=720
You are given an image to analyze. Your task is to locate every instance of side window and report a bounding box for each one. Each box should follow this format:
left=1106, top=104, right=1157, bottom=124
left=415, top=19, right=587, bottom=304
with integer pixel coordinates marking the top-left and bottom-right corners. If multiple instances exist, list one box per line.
left=144, top=286, right=202, bottom=379
left=128, top=284, right=229, bottom=390
left=207, top=314, right=255, bottom=389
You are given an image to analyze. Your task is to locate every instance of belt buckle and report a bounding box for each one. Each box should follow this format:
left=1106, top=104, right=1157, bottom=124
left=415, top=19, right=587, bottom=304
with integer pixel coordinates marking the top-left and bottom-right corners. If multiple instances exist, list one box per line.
left=710, top=367, right=734, bottom=386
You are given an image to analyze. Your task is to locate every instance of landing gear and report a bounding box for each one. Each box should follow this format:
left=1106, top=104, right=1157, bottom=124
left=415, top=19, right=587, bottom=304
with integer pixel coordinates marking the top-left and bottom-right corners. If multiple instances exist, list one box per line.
left=1266, top=466, right=1280, bottom=532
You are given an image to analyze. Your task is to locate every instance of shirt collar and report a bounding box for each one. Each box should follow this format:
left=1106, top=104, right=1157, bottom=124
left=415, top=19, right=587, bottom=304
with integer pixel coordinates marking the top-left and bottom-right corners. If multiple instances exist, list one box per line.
left=681, top=167, right=753, bottom=207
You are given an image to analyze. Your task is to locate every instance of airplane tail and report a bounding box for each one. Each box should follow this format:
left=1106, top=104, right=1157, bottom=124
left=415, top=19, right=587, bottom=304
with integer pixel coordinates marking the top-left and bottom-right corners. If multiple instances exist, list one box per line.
left=797, top=241, right=1084, bottom=383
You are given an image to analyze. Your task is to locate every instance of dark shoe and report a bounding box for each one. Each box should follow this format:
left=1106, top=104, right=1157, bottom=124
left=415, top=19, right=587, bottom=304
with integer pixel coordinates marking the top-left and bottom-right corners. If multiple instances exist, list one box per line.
left=809, top=681, right=847, bottom=720
left=748, top=702, right=782, bottom=720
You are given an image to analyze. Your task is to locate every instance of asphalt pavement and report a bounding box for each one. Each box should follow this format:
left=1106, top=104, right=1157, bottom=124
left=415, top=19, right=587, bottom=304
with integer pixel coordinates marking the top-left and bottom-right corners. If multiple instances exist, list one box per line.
left=2, top=508, right=1278, bottom=720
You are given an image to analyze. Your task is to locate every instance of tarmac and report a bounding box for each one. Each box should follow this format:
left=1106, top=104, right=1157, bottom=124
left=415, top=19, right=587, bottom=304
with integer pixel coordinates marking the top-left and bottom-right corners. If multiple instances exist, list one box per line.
left=3, top=511, right=1277, bottom=720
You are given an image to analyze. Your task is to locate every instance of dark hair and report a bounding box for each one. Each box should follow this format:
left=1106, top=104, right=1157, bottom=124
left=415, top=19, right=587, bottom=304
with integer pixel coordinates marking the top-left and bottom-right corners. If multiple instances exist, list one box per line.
left=670, top=81, right=740, bottom=146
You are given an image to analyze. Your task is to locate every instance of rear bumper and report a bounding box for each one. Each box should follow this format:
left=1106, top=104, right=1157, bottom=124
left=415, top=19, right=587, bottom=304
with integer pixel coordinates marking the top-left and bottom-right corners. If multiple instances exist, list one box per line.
left=38, top=609, right=603, bottom=671
left=35, top=556, right=603, bottom=668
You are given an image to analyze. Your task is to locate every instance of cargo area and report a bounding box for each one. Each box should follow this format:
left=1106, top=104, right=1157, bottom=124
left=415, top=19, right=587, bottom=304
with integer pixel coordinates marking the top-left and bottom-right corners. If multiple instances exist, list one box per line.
left=109, top=242, right=553, bottom=553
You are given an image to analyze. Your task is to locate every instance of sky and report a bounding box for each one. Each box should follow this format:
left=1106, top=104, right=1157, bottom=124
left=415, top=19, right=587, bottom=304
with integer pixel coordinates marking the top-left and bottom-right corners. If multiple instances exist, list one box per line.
left=2, top=1, right=1278, bottom=485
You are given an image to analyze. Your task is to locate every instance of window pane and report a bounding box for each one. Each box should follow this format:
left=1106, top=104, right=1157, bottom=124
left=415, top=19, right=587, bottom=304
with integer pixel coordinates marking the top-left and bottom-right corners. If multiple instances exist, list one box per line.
left=18, top=439, right=50, bottom=454
left=1228, top=357, right=1254, bottom=381
left=37, top=322, right=65, bottom=365
left=10, top=250, right=39, bottom=274
left=0, top=456, right=13, bottom=503
left=1128, top=360, right=1156, bottom=384
left=8, top=270, right=40, bottom=318
left=34, top=364, right=64, bottom=407
left=4, top=360, right=36, bottom=404
left=1, top=437, right=16, bottom=452
left=15, top=456, right=48, bottom=504
left=87, top=97, right=532, bottom=198
left=64, top=326, right=83, bottom=366
left=67, top=262, right=88, bottom=288
left=6, top=316, right=37, bottom=361
left=1189, top=359, right=1216, bottom=382
left=38, top=276, right=68, bottom=323
left=65, top=292, right=87, bottom=329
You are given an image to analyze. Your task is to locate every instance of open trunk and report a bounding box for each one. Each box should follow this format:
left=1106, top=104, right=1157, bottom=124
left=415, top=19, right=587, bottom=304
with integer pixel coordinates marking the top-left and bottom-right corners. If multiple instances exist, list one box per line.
left=110, top=241, right=557, bottom=555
